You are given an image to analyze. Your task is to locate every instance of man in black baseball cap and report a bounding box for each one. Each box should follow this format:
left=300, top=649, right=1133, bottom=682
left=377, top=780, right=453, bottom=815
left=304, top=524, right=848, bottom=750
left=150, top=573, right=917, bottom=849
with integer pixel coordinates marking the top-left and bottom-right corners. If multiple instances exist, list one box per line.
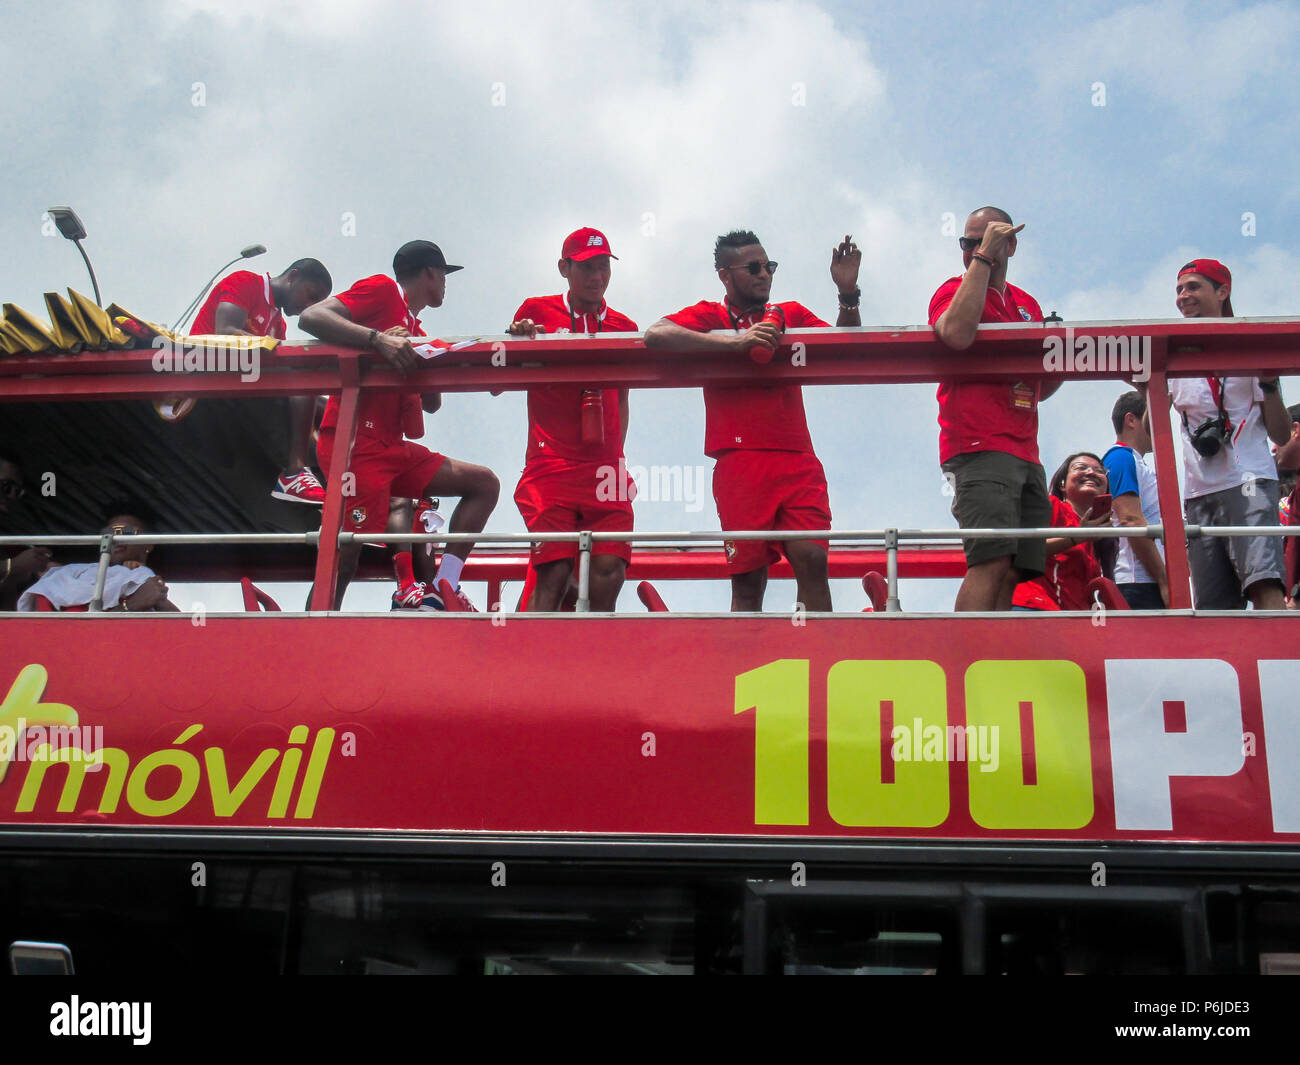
left=392, top=240, right=462, bottom=278
left=301, top=239, right=500, bottom=611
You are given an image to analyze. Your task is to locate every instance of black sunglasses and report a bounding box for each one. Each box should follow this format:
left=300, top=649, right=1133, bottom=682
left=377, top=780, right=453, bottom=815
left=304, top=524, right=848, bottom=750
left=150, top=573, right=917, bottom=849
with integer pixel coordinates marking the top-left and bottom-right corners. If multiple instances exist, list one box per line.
left=728, top=260, right=778, bottom=277
left=102, top=524, right=143, bottom=537
left=0, top=479, right=24, bottom=500
left=958, top=237, right=981, bottom=252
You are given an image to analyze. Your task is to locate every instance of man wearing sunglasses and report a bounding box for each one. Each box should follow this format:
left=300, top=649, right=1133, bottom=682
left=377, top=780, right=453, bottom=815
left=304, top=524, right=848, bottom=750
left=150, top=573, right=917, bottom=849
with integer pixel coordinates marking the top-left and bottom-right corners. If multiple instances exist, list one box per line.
left=644, top=230, right=861, bottom=612
left=930, top=206, right=1053, bottom=612
left=18, top=508, right=179, bottom=612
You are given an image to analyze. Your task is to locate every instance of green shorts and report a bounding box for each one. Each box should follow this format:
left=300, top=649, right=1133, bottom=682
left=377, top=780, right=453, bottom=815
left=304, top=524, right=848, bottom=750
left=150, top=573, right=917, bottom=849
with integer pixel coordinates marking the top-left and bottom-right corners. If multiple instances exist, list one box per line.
left=942, top=450, right=1051, bottom=576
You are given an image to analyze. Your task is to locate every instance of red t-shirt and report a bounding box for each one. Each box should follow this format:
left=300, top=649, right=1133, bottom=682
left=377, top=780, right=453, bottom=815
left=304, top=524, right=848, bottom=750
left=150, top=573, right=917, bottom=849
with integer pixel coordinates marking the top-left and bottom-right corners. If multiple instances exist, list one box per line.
left=1012, top=496, right=1101, bottom=610
left=191, top=270, right=286, bottom=339
left=319, top=275, right=424, bottom=445
left=513, top=293, right=637, bottom=463
left=928, top=277, right=1044, bottom=465
left=665, top=299, right=827, bottom=458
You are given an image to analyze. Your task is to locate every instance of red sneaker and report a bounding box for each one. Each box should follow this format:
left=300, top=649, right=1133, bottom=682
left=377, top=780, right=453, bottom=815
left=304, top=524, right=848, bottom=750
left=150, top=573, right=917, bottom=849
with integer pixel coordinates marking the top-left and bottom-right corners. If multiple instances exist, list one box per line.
left=390, top=581, right=428, bottom=610
left=427, top=579, right=479, bottom=612
left=272, top=468, right=326, bottom=505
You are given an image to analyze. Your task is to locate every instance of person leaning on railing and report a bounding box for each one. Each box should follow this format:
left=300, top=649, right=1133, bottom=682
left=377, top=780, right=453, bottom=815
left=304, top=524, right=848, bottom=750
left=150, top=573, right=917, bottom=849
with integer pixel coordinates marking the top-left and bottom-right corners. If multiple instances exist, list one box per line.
left=299, top=240, right=500, bottom=612
left=643, top=229, right=862, bottom=613
left=505, top=228, right=638, bottom=613
left=17, top=508, right=179, bottom=613
left=1167, top=259, right=1291, bottom=610
left=1011, top=453, right=1112, bottom=611
left=929, top=207, right=1058, bottom=612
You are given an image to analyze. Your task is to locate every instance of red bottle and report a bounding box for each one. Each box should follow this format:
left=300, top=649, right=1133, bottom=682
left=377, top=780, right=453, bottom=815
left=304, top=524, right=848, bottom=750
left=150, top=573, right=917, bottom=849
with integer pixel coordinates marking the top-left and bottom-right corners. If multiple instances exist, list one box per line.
left=581, top=389, right=605, bottom=445
left=747, top=304, right=786, bottom=364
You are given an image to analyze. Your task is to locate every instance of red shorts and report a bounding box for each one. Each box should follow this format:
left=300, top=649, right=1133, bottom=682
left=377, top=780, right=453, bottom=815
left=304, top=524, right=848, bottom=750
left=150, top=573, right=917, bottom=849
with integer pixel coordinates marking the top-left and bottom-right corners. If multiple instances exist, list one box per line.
left=514, top=457, right=634, bottom=565
left=712, top=449, right=831, bottom=573
left=317, top=429, right=445, bottom=535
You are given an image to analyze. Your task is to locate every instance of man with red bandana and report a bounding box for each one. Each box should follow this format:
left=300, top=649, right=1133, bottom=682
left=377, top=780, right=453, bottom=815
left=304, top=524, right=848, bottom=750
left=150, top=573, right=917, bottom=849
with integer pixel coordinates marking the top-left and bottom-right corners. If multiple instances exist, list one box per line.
left=930, top=206, right=1057, bottom=612
left=644, top=230, right=861, bottom=612
left=299, top=240, right=499, bottom=610
left=1168, top=258, right=1290, bottom=610
left=506, top=227, right=637, bottom=611
left=178, top=259, right=333, bottom=504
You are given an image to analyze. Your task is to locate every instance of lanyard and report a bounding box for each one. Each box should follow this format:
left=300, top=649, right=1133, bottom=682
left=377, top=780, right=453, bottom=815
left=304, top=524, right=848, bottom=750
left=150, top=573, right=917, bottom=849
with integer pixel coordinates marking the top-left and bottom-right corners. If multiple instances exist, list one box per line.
left=1206, top=376, right=1232, bottom=433
left=725, top=301, right=766, bottom=331
left=563, top=291, right=607, bottom=334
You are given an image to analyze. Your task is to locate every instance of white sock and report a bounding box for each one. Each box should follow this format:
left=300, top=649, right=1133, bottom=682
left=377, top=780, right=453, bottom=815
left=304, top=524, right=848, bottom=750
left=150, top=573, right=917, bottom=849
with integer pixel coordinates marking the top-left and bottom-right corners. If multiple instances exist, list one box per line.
left=435, top=554, right=465, bottom=590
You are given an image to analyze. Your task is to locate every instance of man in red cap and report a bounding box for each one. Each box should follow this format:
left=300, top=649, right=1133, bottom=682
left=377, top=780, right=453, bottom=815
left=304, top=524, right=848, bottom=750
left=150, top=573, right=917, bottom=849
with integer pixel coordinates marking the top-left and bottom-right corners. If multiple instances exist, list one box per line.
left=178, top=259, right=334, bottom=504
left=1168, top=258, right=1290, bottom=609
left=643, top=230, right=861, bottom=612
left=506, top=227, right=638, bottom=611
left=929, top=206, right=1057, bottom=612
left=300, top=240, right=500, bottom=610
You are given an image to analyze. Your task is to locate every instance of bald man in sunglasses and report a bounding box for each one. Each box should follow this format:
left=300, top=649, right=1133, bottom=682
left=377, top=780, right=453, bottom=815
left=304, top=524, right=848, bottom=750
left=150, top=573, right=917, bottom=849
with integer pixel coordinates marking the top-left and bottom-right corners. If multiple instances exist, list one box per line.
left=930, top=206, right=1054, bottom=612
left=645, top=230, right=861, bottom=613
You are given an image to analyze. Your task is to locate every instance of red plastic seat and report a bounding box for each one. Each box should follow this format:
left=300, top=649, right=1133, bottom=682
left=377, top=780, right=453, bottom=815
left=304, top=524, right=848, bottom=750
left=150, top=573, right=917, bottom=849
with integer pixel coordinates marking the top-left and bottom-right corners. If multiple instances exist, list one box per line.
left=637, top=581, right=670, bottom=612
left=862, top=571, right=888, bottom=613
left=1087, top=576, right=1130, bottom=612
left=239, top=577, right=282, bottom=612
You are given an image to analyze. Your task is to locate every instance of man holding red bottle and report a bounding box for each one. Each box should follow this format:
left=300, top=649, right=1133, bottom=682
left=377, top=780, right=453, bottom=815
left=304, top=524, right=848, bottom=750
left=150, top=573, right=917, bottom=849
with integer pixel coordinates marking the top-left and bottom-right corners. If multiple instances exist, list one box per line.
left=644, top=231, right=861, bottom=612
left=506, top=227, right=638, bottom=611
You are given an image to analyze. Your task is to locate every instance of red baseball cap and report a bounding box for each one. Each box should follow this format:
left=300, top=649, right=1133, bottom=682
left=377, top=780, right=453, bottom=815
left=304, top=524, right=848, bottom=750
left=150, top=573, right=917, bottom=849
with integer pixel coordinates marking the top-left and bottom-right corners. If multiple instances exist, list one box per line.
left=1178, top=258, right=1233, bottom=315
left=562, top=227, right=618, bottom=261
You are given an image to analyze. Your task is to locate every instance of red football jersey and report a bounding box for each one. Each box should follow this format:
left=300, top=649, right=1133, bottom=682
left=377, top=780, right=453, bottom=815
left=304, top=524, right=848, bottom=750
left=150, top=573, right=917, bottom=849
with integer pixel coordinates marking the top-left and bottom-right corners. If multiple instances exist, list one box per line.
left=928, top=277, right=1044, bottom=465
left=191, top=270, right=285, bottom=339
left=513, top=293, right=636, bottom=463
left=319, top=275, right=424, bottom=445
left=664, top=299, right=827, bottom=457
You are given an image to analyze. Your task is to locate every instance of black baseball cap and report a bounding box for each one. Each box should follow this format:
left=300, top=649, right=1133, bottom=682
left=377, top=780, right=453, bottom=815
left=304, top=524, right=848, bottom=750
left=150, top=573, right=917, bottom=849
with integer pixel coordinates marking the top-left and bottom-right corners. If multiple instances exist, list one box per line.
left=392, top=240, right=463, bottom=278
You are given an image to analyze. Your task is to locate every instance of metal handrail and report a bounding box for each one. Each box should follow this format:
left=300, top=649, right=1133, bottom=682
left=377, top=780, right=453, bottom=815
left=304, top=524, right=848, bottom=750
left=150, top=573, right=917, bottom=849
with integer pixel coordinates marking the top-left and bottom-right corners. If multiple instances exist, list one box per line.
left=7, top=522, right=1298, bottom=614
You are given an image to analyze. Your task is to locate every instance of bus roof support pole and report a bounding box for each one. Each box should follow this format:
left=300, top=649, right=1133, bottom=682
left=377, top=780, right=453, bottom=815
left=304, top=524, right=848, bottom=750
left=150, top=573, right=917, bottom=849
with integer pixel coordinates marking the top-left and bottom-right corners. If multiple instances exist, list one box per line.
left=88, top=532, right=112, bottom=611
left=575, top=531, right=592, bottom=613
left=885, top=528, right=901, bottom=612
left=309, top=355, right=361, bottom=612
left=1147, top=348, right=1193, bottom=609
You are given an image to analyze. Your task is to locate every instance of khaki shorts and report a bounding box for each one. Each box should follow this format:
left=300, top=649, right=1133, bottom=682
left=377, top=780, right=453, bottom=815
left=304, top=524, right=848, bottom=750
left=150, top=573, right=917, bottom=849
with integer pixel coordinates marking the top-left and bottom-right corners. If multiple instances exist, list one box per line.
left=942, top=450, right=1051, bottom=576
left=1185, top=480, right=1285, bottom=609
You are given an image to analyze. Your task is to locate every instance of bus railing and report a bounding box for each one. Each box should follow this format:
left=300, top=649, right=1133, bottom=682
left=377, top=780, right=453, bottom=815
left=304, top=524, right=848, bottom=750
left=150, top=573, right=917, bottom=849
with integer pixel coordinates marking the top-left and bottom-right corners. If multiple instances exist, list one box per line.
left=7, top=523, right=1298, bottom=613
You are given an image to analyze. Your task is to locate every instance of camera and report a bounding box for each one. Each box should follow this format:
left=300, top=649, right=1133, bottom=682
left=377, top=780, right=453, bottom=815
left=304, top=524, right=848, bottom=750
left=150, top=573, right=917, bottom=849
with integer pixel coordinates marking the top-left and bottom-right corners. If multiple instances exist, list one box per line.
left=1189, top=415, right=1228, bottom=458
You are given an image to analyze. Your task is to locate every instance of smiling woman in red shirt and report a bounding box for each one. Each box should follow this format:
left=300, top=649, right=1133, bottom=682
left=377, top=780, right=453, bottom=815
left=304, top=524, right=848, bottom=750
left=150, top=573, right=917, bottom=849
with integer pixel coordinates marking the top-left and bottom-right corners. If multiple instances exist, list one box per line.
left=1013, top=452, right=1113, bottom=611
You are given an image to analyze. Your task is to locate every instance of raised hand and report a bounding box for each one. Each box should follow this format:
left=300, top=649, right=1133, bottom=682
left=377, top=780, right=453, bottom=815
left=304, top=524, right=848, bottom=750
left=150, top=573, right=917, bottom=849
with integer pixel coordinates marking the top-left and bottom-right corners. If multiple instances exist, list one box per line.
left=830, top=234, right=861, bottom=292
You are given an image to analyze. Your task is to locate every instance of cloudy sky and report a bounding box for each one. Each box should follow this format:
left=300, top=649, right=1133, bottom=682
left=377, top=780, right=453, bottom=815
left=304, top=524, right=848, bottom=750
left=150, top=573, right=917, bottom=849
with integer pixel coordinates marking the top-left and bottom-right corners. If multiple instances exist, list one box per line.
left=4, top=0, right=1297, bottom=612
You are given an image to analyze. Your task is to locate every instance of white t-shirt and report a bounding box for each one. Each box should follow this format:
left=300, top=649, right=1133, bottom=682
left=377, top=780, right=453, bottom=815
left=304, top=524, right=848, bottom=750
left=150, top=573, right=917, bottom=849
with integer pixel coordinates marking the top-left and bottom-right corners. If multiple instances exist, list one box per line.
left=1103, top=444, right=1165, bottom=585
left=17, top=562, right=156, bottom=611
left=1169, top=377, right=1276, bottom=498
